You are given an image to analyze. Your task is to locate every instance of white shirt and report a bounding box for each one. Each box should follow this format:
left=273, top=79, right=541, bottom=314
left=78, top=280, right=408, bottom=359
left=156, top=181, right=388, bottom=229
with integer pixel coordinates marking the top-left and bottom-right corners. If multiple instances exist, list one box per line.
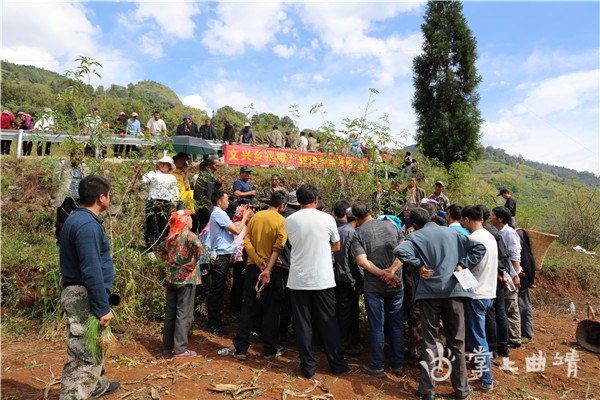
left=147, top=118, right=167, bottom=136
left=34, top=114, right=55, bottom=131
left=296, top=136, right=308, bottom=152
left=142, top=170, right=178, bottom=202
left=285, top=208, right=340, bottom=290
left=468, top=228, right=498, bottom=300
left=499, top=224, right=521, bottom=277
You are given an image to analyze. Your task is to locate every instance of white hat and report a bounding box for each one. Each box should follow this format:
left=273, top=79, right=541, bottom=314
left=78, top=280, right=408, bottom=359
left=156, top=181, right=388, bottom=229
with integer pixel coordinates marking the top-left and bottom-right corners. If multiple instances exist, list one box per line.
left=244, top=122, right=251, bottom=128
left=155, top=156, right=175, bottom=171
left=44, top=108, right=52, bottom=113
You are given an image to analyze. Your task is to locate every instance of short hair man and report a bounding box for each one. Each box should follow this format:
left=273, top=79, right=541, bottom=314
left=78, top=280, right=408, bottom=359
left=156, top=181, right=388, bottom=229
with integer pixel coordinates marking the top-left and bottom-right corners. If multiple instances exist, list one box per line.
left=497, top=189, right=517, bottom=228
left=59, top=175, right=120, bottom=398
left=233, top=165, right=257, bottom=206
left=447, top=204, right=470, bottom=235
left=332, top=199, right=362, bottom=356
left=351, top=201, right=405, bottom=378
left=394, top=207, right=486, bottom=400
left=208, top=190, right=250, bottom=334
left=238, top=122, right=256, bottom=146
left=222, top=119, right=236, bottom=144
left=233, top=190, right=288, bottom=360
left=401, top=177, right=426, bottom=205
left=284, top=184, right=348, bottom=378
left=200, top=118, right=216, bottom=140
left=295, top=131, right=308, bottom=152
left=259, top=174, right=287, bottom=205
left=194, top=155, right=224, bottom=232
left=147, top=111, right=168, bottom=137
left=268, top=125, right=285, bottom=148
left=429, top=181, right=449, bottom=211
left=491, top=206, right=522, bottom=349
left=461, top=206, right=498, bottom=393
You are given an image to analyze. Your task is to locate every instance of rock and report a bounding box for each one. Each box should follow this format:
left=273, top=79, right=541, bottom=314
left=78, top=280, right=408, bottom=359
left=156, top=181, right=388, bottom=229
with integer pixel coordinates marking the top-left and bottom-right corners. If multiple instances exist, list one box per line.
left=7, top=185, right=19, bottom=191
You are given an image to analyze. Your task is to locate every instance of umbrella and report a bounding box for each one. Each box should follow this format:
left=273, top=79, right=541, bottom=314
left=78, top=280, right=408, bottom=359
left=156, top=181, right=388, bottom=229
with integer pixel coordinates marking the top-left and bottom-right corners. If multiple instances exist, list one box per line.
left=169, top=135, right=216, bottom=155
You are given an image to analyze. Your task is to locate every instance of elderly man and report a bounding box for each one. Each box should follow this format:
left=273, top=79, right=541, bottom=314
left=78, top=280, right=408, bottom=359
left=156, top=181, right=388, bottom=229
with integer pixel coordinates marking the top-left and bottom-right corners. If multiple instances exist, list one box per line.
left=194, top=155, right=224, bottom=232
left=351, top=201, right=404, bottom=378
left=200, top=118, right=216, bottom=140
left=177, top=116, right=198, bottom=137
left=233, top=165, right=257, bottom=206
left=238, top=123, right=256, bottom=146
left=267, top=125, right=285, bottom=148
left=394, top=207, right=486, bottom=400
left=259, top=174, right=287, bottom=205
left=401, top=177, right=426, bottom=205
left=222, top=119, right=236, bottom=144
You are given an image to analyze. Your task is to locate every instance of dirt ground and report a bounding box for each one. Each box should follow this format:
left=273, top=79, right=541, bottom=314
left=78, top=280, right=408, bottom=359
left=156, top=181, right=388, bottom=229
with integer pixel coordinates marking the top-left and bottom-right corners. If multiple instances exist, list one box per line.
left=2, top=306, right=599, bottom=400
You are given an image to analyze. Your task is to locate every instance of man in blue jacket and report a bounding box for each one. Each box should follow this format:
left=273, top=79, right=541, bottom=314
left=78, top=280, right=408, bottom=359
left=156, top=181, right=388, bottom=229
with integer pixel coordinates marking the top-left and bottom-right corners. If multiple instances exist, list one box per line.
left=394, top=207, right=486, bottom=400
left=59, top=175, right=120, bottom=399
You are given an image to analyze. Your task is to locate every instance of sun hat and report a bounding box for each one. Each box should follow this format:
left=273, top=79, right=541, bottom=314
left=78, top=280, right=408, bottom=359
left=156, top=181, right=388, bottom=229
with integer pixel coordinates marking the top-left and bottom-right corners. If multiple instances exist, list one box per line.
left=244, top=122, right=251, bottom=128
left=119, top=111, right=126, bottom=116
left=287, top=191, right=300, bottom=206
left=155, top=156, right=175, bottom=171
left=131, top=112, right=138, bottom=117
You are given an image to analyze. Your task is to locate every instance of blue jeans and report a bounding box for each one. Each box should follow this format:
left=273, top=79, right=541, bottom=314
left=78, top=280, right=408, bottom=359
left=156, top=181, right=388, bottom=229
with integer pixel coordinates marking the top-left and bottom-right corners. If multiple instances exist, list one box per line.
left=364, top=291, right=405, bottom=369
left=465, top=298, right=494, bottom=387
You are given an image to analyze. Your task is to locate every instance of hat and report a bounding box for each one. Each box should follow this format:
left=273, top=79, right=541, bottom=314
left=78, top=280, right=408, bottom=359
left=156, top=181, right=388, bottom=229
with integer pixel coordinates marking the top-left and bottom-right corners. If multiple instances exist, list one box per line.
left=497, top=188, right=509, bottom=196
left=17, top=112, right=26, bottom=116
left=1, top=110, right=10, bottom=115
left=155, top=156, right=175, bottom=171
left=44, top=108, right=52, bottom=113
left=240, top=165, right=252, bottom=174
left=183, top=116, right=190, bottom=121
left=131, top=112, right=138, bottom=117
left=244, top=122, right=251, bottom=128
left=435, top=180, right=445, bottom=187
left=287, top=191, right=300, bottom=206
left=119, top=111, right=126, bottom=116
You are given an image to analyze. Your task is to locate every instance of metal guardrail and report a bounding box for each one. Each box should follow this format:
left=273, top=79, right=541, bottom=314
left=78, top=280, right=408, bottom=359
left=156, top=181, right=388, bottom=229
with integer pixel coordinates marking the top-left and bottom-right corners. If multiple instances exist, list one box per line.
left=0, top=129, right=224, bottom=159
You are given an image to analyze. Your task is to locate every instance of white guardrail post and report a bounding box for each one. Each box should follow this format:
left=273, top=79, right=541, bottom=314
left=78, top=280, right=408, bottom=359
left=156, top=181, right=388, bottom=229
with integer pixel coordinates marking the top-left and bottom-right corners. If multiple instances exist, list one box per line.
left=15, top=129, right=23, bottom=159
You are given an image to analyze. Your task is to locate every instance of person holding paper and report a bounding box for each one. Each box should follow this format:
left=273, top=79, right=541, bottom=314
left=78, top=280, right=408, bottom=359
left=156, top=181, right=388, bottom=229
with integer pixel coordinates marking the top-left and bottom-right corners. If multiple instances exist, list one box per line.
left=460, top=206, right=498, bottom=393
left=393, top=207, right=486, bottom=400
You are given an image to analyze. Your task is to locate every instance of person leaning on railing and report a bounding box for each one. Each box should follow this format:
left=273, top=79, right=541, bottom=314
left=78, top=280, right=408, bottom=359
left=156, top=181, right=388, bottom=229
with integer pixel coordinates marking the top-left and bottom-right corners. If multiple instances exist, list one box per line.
left=1, top=110, right=19, bottom=155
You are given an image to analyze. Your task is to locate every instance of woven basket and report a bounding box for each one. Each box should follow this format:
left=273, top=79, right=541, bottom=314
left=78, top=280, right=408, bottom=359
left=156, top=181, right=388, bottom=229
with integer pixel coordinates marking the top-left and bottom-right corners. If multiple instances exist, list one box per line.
left=520, top=228, right=559, bottom=271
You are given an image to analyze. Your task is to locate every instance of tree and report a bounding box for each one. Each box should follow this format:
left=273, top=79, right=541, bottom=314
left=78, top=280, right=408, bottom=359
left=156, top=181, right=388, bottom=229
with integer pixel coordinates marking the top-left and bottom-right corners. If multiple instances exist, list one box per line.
left=412, top=0, right=483, bottom=170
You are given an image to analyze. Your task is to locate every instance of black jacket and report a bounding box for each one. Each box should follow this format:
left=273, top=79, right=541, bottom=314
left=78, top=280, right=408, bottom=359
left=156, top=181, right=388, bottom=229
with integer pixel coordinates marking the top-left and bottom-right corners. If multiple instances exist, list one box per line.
left=194, top=169, right=222, bottom=217
left=199, top=124, right=216, bottom=140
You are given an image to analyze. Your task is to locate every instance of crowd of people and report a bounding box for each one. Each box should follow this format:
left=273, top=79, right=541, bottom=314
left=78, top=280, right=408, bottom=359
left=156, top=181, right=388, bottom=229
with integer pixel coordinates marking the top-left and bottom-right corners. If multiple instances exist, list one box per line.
left=56, top=148, right=535, bottom=399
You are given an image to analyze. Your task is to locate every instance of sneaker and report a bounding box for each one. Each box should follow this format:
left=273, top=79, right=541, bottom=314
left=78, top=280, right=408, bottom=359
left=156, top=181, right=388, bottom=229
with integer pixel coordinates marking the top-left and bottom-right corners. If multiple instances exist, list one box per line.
left=360, top=364, right=385, bottom=378
left=508, top=342, right=521, bottom=349
left=233, top=352, right=248, bottom=360
left=472, top=381, right=493, bottom=393
left=390, top=365, right=403, bottom=375
left=173, top=350, right=196, bottom=358
left=264, top=346, right=286, bottom=360
left=414, top=391, right=435, bottom=400
left=521, top=336, right=532, bottom=344
left=147, top=252, right=157, bottom=260
left=497, top=348, right=511, bottom=357
left=455, top=385, right=473, bottom=399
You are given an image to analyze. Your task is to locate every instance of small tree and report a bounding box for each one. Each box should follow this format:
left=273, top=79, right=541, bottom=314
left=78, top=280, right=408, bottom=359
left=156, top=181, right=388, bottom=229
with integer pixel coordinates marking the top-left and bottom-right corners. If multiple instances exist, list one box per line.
left=412, top=0, right=483, bottom=170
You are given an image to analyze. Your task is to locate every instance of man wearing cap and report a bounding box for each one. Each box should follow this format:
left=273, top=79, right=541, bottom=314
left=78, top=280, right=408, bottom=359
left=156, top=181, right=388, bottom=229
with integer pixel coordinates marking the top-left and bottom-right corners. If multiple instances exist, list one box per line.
left=147, top=111, right=168, bottom=138
left=33, top=107, right=56, bottom=156
left=429, top=181, right=449, bottom=212
left=238, top=123, right=256, bottom=146
left=177, top=116, right=196, bottom=137
left=233, top=166, right=257, bottom=206
left=497, top=189, right=517, bottom=228
left=200, top=119, right=216, bottom=140
left=112, top=112, right=128, bottom=158
left=223, top=119, right=236, bottom=144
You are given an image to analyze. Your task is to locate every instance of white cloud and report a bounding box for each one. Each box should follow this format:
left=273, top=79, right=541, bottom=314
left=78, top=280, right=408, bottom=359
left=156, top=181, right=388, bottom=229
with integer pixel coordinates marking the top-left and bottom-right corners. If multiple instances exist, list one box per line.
left=273, top=44, right=296, bottom=58
left=180, top=94, right=209, bottom=113
left=282, top=72, right=329, bottom=88
left=204, top=81, right=267, bottom=112
left=297, top=2, right=424, bottom=86
left=482, top=70, right=600, bottom=174
left=202, top=2, right=287, bottom=55
left=1, top=2, right=138, bottom=87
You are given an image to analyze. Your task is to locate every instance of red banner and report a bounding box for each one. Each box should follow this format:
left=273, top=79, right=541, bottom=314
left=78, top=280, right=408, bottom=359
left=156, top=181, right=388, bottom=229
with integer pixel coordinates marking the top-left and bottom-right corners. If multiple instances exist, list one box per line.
left=223, top=145, right=367, bottom=171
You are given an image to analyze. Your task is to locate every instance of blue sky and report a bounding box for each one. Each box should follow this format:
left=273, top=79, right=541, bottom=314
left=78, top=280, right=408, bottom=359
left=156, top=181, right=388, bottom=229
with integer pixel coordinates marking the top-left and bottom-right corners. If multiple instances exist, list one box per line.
left=2, top=1, right=598, bottom=174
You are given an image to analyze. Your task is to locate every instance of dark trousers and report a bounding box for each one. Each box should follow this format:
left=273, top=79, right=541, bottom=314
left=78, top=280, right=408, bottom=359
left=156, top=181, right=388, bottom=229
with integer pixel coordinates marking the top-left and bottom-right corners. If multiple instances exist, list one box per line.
left=290, top=288, right=348, bottom=377
left=37, top=142, right=51, bottom=156
left=56, top=197, right=78, bottom=243
left=23, top=141, right=33, bottom=156
left=163, top=283, right=196, bottom=354
left=1, top=140, right=11, bottom=155
left=334, top=283, right=360, bottom=349
left=196, top=215, right=210, bottom=235
left=518, top=286, right=534, bottom=339
left=233, top=265, right=283, bottom=355
left=485, top=279, right=509, bottom=354
left=113, top=144, right=133, bottom=158
left=419, top=298, right=470, bottom=397
left=279, top=269, right=293, bottom=342
left=207, top=254, right=231, bottom=330
left=230, top=252, right=247, bottom=314
left=144, top=199, right=173, bottom=250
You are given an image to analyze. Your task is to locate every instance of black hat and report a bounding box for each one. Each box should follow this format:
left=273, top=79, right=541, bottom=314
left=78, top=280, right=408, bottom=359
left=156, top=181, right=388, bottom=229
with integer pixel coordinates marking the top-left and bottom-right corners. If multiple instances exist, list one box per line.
left=497, top=188, right=509, bottom=196
left=240, top=165, right=252, bottom=173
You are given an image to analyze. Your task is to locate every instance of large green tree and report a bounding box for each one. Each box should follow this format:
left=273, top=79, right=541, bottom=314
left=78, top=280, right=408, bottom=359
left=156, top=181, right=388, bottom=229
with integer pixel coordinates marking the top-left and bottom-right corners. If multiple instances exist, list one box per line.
left=412, top=1, right=483, bottom=169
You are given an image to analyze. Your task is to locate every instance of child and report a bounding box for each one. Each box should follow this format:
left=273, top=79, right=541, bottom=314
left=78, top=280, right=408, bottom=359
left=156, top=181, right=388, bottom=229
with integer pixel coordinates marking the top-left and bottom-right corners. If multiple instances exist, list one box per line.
left=157, top=209, right=202, bottom=357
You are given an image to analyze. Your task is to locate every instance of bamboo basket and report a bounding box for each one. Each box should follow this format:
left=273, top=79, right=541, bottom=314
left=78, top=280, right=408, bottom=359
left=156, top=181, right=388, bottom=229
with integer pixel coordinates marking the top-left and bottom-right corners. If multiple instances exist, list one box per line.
left=520, top=228, right=559, bottom=271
